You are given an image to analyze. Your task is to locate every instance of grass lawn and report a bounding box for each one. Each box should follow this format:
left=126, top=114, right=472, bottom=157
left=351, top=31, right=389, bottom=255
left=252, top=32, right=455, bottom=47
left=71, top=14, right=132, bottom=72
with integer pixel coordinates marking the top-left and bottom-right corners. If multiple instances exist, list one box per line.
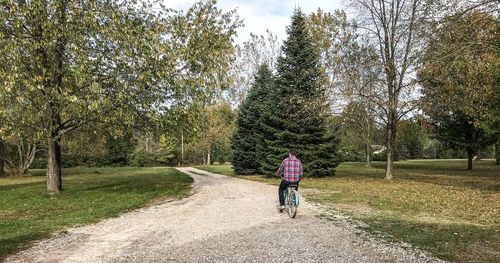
left=0, top=167, right=193, bottom=259
left=196, top=160, right=500, bottom=263
left=196, top=164, right=236, bottom=176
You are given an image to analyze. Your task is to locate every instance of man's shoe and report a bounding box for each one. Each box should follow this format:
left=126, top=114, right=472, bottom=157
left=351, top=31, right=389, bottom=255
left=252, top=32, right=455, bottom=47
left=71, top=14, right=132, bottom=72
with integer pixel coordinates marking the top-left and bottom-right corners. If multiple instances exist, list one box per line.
left=279, top=205, right=285, bottom=212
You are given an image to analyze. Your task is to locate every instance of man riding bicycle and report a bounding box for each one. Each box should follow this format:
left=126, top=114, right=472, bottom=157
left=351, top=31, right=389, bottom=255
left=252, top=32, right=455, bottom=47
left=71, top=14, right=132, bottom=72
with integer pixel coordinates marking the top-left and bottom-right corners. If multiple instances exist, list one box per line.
left=275, top=149, right=303, bottom=212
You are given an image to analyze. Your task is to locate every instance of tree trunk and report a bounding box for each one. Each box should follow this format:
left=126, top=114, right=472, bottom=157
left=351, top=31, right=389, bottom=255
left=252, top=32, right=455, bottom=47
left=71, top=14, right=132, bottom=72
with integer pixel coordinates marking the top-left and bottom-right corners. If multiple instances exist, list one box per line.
left=365, top=116, right=371, bottom=167
left=464, top=120, right=474, bottom=171
left=202, top=154, right=206, bottom=165
left=385, top=136, right=394, bottom=180
left=495, top=141, right=500, bottom=165
left=181, top=131, right=184, bottom=164
left=45, top=0, right=66, bottom=193
left=0, top=140, right=5, bottom=176
left=365, top=143, right=371, bottom=167
left=385, top=110, right=396, bottom=180
left=206, top=148, right=211, bottom=165
left=467, top=148, right=473, bottom=171
left=20, top=142, right=37, bottom=174
left=47, top=137, right=62, bottom=193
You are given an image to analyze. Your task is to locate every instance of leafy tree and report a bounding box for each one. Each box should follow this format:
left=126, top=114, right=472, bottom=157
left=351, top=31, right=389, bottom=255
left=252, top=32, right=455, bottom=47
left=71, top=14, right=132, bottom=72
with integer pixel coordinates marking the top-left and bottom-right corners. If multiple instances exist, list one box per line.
left=129, top=132, right=178, bottom=167
left=259, top=9, right=340, bottom=177
left=103, top=131, right=136, bottom=166
left=307, top=9, right=385, bottom=167
left=61, top=128, right=107, bottom=167
left=228, top=31, right=280, bottom=106
left=0, top=138, right=38, bottom=175
left=0, top=0, right=158, bottom=191
left=0, top=114, right=40, bottom=175
left=198, top=103, right=235, bottom=165
left=487, top=19, right=500, bottom=164
left=350, top=0, right=432, bottom=179
left=232, top=64, right=274, bottom=174
left=337, top=101, right=377, bottom=164
left=0, top=0, right=240, bottom=192
left=212, top=141, right=227, bottom=165
left=419, top=12, right=497, bottom=170
left=433, top=114, right=492, bottom=168
left=306, top=8, right=358, bottom=110
left=396, top=119, right=428, bottom=160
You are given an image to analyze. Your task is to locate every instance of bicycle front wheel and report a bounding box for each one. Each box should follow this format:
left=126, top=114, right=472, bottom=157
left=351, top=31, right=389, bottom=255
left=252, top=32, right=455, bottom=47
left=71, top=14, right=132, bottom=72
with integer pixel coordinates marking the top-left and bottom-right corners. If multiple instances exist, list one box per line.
left=287, top=190, right=298, bottom=218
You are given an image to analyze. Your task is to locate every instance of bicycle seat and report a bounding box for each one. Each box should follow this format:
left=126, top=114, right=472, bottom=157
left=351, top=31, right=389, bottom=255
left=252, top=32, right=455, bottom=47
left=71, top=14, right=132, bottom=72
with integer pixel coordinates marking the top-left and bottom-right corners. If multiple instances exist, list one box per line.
left=288, top=184, right=298, bottom=188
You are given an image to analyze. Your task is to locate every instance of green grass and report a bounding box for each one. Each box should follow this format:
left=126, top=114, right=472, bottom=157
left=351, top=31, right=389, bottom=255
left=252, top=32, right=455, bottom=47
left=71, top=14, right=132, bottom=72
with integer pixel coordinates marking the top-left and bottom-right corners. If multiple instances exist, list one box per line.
left=195, top=164, right=235, bottom=175
left=0, top=167, right=193, bottom=259
left=196, top=160, right=500, bottom=263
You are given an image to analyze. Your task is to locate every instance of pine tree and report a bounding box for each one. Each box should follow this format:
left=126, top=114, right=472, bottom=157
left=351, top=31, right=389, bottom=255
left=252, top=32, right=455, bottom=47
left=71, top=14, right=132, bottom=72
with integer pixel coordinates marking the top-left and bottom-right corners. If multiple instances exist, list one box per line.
left=232, top=65, right=274, bottom=175
left=257, top=83, right=287, bottom=175
left=259, top=9, right=340, bottom=177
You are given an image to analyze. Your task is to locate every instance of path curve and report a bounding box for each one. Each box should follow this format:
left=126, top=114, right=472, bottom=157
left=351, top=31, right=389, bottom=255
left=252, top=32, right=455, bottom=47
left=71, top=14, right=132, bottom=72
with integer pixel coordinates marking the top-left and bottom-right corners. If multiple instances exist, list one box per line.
left=5, top=167, right=445, bottom=262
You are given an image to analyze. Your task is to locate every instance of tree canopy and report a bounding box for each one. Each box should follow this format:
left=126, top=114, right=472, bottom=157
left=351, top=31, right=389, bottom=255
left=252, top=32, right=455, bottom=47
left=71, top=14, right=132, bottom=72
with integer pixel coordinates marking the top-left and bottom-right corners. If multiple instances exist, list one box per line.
left=0, top=0, right=241, bottom=191
left=419, top=11, right=498, bottom=170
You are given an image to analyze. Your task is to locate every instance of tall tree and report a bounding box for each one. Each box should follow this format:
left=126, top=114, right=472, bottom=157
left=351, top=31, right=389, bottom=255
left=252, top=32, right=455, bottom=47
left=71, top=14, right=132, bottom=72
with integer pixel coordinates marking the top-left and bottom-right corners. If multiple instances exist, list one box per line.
left=232, top=64, right=274, bottom=175
left=339, top=37, right=383, bottom=166
left=419, top=12, right=498, bottom=170
left=307, top=9, right=384, bottom=167
left=259, top=9, right=340, bottom=177
left=488, top=18, right=500, bottom=165
left=306, top=8, right=359, bottom=112
left=0, top=0, right=240, bottom=192
left=350, top=0, right=432, bottom=179
left=0, top=0, right=155, bottom=191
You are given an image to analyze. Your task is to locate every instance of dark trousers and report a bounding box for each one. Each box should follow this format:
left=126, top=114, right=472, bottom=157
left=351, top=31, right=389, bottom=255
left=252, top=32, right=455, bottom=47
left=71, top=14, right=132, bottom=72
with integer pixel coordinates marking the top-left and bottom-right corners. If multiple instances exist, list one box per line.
left=279, top=180, right=299, bottom=206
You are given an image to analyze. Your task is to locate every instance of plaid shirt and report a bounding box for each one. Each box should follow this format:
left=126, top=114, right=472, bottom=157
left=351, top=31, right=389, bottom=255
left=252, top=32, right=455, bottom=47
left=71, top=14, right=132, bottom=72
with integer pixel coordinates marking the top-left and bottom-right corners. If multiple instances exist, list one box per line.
left=276, top=155, right=303, bottom=183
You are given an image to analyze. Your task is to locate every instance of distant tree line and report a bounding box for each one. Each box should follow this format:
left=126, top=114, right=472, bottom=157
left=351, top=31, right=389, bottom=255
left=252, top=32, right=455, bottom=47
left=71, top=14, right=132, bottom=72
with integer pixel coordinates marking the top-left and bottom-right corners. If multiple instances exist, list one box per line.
left=25, top=104, right=235, bottom=170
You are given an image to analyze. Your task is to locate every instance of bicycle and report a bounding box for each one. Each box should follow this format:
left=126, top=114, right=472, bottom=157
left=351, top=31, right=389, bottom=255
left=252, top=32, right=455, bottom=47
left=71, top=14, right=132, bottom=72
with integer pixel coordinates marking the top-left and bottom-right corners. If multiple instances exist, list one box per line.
left=283, top=183, right=299, bottom=218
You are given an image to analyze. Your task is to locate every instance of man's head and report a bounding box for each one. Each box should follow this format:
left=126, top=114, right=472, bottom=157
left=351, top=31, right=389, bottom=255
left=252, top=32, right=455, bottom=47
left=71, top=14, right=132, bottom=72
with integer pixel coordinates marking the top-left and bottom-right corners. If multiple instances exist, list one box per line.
left=289, top=148, right=299, bottom=157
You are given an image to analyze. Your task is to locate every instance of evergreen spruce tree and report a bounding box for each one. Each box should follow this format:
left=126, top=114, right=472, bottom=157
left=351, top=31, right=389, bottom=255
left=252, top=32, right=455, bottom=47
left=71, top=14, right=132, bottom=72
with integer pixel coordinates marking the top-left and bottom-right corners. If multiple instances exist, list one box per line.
left=232, top=65, right=274, bottom=174
left=257, top=80, right=286, bottom=175
left=259, top=9, right=340, bottom=177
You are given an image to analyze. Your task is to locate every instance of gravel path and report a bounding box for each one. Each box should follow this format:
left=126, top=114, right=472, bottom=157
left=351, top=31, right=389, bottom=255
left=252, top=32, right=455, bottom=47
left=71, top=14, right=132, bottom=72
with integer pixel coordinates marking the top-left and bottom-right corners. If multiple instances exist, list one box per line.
left=5, top=167, right=446, bottom=263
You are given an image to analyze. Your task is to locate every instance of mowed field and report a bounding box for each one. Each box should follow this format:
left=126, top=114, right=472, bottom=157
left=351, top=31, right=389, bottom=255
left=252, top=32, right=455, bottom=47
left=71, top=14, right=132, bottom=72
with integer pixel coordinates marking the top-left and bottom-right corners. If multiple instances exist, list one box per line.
left=0, top=167, right=193, bottom=259
left=197, top=160, right=500, bottom=263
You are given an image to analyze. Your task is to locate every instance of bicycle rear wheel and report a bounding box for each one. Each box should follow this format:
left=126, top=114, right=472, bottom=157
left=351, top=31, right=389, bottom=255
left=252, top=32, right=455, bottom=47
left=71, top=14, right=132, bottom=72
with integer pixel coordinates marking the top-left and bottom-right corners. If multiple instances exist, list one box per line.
left=287, top=190, right=298, bottom=218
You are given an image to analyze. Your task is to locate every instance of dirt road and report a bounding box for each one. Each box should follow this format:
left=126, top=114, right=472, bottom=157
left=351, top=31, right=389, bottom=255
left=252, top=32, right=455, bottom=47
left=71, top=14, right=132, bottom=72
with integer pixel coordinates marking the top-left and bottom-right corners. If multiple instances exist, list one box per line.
left=5, top=167, right=444, bottom=262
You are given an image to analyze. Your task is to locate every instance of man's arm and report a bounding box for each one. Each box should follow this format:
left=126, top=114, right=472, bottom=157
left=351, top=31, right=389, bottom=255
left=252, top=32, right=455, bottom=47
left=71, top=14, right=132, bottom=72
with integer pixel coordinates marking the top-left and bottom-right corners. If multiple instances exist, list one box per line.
left=276, top=159, right=285, bottom=177
left=299, top=160, right=303, bottom=179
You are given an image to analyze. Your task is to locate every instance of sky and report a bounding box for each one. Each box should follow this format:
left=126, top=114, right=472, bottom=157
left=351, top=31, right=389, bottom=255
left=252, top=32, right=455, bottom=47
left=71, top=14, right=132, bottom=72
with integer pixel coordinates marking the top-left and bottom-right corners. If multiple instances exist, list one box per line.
left=162, top=0, right=346, bottom=44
